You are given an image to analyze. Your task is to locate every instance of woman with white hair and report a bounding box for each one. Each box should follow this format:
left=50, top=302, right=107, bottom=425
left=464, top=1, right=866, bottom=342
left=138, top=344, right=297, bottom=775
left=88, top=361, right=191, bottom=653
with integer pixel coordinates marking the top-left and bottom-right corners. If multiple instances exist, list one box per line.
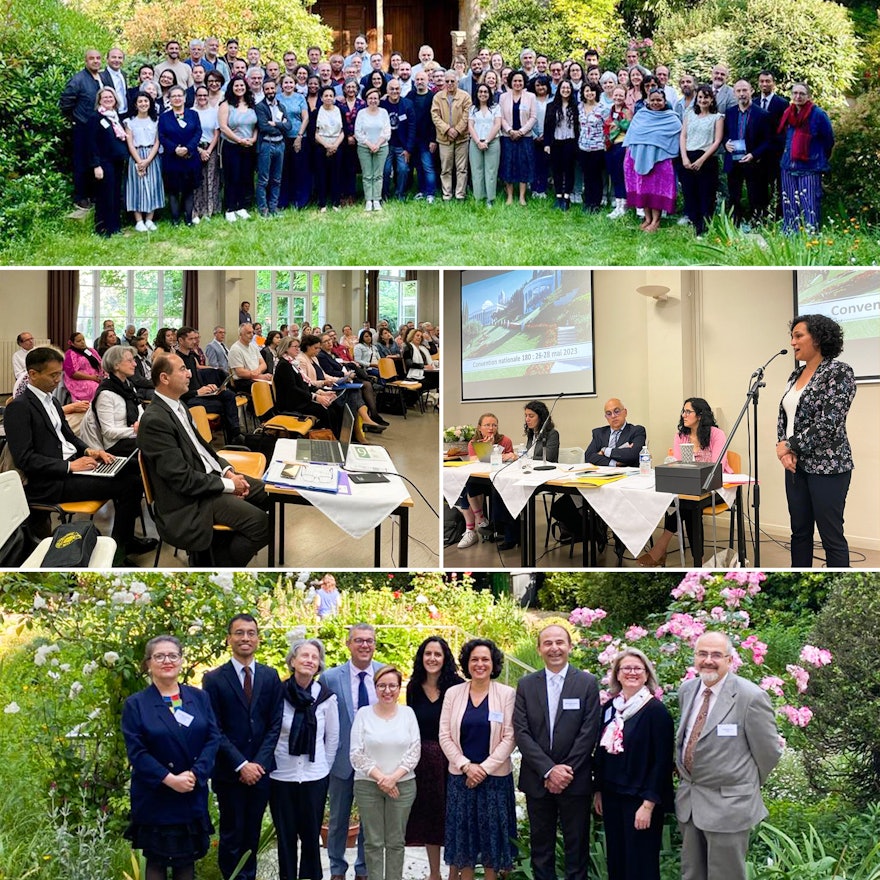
left=270, top=638, right=339, bottom=880
left=81, top=344, right=144, bottom=455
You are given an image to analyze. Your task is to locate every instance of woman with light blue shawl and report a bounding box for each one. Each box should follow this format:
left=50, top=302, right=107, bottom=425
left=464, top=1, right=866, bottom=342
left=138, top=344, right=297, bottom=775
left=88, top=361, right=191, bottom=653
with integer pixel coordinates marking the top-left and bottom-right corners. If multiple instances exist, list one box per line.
left=622, top=89, right=682, bottom=231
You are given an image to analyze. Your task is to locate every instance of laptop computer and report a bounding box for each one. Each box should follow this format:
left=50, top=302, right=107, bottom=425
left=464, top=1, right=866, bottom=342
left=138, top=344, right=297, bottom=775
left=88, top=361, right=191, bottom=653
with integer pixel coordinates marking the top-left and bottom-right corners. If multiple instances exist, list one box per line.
left=471, top=440, right=494, bottom=463
left=72, top=449, right=137, bottom=477
left=292, top=404, right=394, bottom=473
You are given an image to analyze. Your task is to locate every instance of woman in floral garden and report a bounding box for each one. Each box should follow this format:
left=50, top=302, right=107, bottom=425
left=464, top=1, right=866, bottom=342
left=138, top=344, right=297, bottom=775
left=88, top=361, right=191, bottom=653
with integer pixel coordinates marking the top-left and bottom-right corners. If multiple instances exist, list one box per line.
left=593, top=648, right=673, bottom=880
left=121, top=635, right=220, bottom=880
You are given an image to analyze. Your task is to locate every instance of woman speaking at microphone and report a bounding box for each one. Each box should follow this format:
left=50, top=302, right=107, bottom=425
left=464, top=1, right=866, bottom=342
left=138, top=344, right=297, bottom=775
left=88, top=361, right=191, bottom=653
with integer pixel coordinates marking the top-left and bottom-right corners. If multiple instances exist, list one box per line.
left=479, top=400, right=560, bottom=552
left=777, top=314, right=855, bottom=567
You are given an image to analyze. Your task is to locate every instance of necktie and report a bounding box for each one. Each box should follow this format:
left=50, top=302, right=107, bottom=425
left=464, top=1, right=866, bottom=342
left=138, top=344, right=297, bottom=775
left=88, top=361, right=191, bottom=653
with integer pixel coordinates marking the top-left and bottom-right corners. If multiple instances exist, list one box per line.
left=683, top=687, right=712, bottom=774
left=357, top=670, right=369, bottom=708
left=761, top=96, right=768, bottom=111
left=242, top=665, right=253, bottom=703
left=547, top=673, right=564, bottom=745
left=608, top=429, right=621, bottom=452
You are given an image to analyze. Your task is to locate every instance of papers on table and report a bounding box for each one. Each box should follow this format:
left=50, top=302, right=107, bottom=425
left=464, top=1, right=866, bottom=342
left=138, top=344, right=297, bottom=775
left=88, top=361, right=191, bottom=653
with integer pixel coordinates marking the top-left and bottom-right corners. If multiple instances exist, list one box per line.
left=265, top=460, right=341, bottom=493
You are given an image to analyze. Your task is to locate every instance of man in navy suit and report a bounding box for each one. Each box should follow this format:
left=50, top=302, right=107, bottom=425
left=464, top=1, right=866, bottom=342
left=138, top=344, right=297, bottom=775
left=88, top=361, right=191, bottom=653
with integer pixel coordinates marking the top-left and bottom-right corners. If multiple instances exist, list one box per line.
left=320, top=624, right=383, bottom=880
left=4, top=346, right=154, bottom=563
left=514, top=625, right=600, bottom=880
left=202, top=614, right=283, bottom=880
left=723, top=81, right=772, bottom=227
left=756, top=72, right=789, bottom=217
left=550, top=398, right=647, bottom=550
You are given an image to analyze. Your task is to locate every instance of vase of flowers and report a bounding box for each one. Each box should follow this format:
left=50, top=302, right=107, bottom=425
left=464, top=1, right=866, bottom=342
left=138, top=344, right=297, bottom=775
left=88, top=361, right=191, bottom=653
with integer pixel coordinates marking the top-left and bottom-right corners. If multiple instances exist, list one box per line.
left=444, top=424, right=475, bottom=457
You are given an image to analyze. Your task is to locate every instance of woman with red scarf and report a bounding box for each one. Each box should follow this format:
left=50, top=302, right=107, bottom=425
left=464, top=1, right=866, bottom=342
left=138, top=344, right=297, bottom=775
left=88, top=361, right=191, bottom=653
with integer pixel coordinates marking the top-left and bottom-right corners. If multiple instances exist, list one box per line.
left=779, top=82, right=834, bottom=233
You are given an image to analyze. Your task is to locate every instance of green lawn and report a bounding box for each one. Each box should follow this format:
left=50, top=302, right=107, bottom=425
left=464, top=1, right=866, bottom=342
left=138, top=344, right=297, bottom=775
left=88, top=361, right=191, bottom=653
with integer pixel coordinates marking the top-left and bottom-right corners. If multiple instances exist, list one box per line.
left=3, top=198, right=878, bottom=266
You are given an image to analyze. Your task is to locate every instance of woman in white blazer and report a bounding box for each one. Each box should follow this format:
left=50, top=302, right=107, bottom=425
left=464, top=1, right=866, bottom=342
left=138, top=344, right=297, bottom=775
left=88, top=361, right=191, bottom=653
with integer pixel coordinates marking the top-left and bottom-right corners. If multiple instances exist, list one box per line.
left=439, top=639, right=517, bottom=880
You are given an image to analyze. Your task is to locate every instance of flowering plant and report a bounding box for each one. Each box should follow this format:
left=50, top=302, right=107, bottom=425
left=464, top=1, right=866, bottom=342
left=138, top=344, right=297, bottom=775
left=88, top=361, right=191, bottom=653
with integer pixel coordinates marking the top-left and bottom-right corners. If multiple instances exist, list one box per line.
left=566, top=570, right=831, bottom=739
left=443, top=424, right=476, bottom=443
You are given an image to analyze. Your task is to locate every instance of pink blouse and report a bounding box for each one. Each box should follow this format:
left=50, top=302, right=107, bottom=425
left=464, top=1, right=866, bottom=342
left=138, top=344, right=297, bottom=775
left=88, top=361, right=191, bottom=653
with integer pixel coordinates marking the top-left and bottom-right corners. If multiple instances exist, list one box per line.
left=673, top=426, right=732, bottom=473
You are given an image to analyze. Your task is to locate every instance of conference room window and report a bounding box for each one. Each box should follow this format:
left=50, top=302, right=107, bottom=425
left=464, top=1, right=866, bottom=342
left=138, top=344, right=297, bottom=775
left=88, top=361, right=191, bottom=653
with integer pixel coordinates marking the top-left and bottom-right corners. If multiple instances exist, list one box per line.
left=255, top=269, right=327, bottom=330
left=378, top=270, right=418, bottom=328
left=77, top=269, right=184, bottom=342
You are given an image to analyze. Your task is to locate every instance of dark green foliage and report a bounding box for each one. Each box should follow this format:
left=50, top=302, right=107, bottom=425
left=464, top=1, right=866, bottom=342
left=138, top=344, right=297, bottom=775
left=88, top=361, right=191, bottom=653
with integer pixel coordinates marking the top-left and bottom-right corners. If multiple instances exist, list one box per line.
left=826, top=90, right=880, bottom=223
left=539, top=572, right=677, bottom=627
left=801, top=572, right=880, bottom=805
left=0, top=0, right=114, bottom=236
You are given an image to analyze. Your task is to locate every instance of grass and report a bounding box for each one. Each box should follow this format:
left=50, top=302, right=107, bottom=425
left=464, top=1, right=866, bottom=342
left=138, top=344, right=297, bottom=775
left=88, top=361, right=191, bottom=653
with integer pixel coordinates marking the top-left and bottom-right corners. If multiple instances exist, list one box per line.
left=4, top=196, right=879, bottom=266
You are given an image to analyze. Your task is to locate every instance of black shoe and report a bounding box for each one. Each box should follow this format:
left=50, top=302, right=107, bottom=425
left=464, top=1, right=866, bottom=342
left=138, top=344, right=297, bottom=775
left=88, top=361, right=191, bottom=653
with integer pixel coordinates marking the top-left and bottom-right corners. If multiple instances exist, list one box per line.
left=374, top=416, right=390, bottom=426
left=364, top=423, right=385, bottom=433
left=498, top=540, right=520, bottom=551
left=227, top=434, right=247, bottom=446
left=127, top=536, right=158, bottom=555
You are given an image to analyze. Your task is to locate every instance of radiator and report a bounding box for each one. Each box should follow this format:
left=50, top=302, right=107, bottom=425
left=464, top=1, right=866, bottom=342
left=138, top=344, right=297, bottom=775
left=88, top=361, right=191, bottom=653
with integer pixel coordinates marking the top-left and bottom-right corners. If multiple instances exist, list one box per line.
left=0, top=338, right=50, bottom=397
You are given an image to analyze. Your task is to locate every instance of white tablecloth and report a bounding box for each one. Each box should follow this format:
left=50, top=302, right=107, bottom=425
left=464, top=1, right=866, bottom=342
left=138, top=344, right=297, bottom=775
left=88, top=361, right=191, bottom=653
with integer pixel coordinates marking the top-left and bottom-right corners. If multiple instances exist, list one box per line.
left=271, top=440, right=410, bottom=539
left=442, top=462, right=740, bottom=557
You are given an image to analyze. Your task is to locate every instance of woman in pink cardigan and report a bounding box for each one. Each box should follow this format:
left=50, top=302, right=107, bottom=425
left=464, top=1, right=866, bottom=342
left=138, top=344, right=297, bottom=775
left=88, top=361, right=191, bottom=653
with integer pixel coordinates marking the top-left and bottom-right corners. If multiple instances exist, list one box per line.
left=439, top=638, right=517, bottom=880
left=638, top=396, right=732, bottom=566
left=498, top=70, right=537, bottom=205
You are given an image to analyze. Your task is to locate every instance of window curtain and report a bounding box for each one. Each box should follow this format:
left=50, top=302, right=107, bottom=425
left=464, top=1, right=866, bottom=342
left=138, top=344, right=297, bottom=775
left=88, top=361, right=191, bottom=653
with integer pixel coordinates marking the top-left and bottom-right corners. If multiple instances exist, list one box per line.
left=183, top=270, right=199, bottom=328
left=366, top=270, right=378, bottom=329
left=47, top=270, right=78, bottom=348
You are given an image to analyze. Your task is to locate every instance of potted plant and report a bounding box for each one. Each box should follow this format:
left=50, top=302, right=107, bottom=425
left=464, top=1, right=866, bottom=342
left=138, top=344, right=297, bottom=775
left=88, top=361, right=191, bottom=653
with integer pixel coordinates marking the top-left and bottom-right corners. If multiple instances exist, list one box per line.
left=443, top=424, right=475, bottom=457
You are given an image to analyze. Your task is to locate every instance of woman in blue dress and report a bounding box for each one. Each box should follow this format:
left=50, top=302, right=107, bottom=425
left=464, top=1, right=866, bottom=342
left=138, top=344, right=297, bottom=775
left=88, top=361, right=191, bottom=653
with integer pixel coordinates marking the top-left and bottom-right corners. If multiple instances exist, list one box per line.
left=157, top=86, right=203, bottom=225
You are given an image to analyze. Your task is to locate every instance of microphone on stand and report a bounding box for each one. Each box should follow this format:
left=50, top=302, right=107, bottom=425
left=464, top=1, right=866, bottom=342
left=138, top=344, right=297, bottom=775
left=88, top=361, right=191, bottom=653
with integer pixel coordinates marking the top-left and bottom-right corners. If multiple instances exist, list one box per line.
left=751, top=349, right=788, bottom=377
left=533, top=392, right=564, bottom=471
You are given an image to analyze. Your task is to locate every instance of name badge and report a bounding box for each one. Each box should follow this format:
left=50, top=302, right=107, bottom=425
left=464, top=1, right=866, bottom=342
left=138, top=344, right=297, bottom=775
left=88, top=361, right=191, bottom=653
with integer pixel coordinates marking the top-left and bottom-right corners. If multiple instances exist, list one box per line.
left=100, top=118, right=111, bottom=129
left=562, top=698, right=580, bottom=710
left=604, top=706, right=614, bottom=723
left=174, top=709, right=195, bottom=727
left=488, top=710, right=504, bottom=723
left=398, top=113, right=408, bottom=121
left=716, top=723, right=737, bottom=737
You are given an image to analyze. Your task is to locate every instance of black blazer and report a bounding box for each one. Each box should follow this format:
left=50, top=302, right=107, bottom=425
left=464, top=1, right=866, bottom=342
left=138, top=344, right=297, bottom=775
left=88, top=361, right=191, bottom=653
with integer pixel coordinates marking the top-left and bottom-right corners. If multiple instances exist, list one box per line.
left=723, top=103, right=772, bottom=172
left=5, top=390, right=87, bottom=503
left=593, top=696, right=675, bottom=810
left=122, top=683, right=221, bottom=825
left=584, top=422, right=646, bottom=467
left=514, top=665, right=600, bottom=798
left=201, top=660, right=284, bottom=787
left=136, top=394, right=231, bottom=551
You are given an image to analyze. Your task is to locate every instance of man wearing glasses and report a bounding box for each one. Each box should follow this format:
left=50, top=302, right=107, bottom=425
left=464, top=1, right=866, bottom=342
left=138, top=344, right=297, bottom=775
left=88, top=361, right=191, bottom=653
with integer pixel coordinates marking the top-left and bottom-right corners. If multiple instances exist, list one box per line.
left=550, top=399, right=646, bottom=550
left=13, top=331, right=35, bottom=380
left=676, top=631, right=782, bottom=880
left=202, top=614, right=283, bottom=880
left=321, top=624, right=383, bottom=880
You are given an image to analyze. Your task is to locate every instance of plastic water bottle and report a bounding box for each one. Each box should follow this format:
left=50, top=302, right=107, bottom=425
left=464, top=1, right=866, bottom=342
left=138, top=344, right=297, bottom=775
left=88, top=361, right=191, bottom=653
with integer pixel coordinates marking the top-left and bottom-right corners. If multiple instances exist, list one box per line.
left=639, top=444, right=652, bottom=476
left=490, top=445, right=503, bottom=472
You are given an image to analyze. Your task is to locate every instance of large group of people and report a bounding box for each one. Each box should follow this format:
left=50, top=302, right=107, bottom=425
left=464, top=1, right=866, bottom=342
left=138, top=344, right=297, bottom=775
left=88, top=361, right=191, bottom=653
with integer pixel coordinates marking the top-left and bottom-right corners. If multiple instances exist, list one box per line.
left=123, top=618, right=783, bottom=880
left=60, top=40, right=834, bottom=236
left=5, top=310, right=439, bottom=566
left=452, top=313, right=855, bottom=568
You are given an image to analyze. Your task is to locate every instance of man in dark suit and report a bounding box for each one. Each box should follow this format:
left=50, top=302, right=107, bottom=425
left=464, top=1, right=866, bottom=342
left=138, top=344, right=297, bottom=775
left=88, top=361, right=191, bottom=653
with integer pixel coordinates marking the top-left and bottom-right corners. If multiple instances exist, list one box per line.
left=756, top=72, right=789, bottom=217
left=59, top=49, right=103, bottom=209
left=676, top=631, right=782, bottom=880
left=136, top=353, right=269, bottom=566
left=100, top=47, right=129, bottom=117
left=514, top=625, right=600, bottom=880
left=723, top=81, right=772, bottom=227
left=5, top=346, right=154, bottom=563
left=320, top=624, right=383, bottom=880
left=202, top=614, right=283, bottom=880
left=550, top=398, right=647, bottom=548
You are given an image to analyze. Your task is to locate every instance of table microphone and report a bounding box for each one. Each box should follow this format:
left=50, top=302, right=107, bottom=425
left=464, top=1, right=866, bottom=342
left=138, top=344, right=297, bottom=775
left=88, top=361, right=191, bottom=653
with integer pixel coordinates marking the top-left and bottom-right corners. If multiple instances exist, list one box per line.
left=533, top=391, right=565, bottom=471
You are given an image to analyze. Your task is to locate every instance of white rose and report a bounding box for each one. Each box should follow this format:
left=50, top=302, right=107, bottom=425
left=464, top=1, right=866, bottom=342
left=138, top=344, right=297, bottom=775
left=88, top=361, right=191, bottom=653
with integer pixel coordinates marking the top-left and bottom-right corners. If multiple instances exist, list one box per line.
left=68, top=682, right=84, bottom=699
left=103, top=652, right=120, bottom=666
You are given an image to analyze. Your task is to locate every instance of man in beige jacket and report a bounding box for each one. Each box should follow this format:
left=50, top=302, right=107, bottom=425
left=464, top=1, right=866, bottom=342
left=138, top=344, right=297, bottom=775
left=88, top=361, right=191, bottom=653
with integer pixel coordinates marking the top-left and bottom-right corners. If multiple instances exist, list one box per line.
left=431, top=72, right=472, bottom=200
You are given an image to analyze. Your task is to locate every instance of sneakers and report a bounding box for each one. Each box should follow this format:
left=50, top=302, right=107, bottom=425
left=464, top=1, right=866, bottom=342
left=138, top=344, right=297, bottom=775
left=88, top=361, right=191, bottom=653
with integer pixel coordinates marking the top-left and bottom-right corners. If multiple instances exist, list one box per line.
left=457, top=529, right=479, bottom=549
left=413, top=192, right=424, bottom=200
left=145, top=219, right=158, bottom=231
left=225, top=211, right=237, bottom=222
left=426, top=195, right=435, bottom=204
left=607, top=199, right=626, bottom=219
left=134, top=220, right=147, bottom=232
left=677, top=216, right=692, bottom=226
left=476, top=519, right=494, bottom=539
left=235, top=208, right=250, bottom=219
left=373, top=200, right=382, bottom=212
left=533, top=191, right=547, bottom=199
left=191, top=214, right=200, bottom=224
left=365, top=201, right=373, bottom=212
left=636, top=207, right=645, bottom=218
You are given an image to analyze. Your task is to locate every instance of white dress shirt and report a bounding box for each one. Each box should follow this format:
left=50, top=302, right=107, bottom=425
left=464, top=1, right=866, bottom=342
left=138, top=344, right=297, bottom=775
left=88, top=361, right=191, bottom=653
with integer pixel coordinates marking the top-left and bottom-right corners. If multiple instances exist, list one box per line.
left=27, top=384, right=77, bottom=461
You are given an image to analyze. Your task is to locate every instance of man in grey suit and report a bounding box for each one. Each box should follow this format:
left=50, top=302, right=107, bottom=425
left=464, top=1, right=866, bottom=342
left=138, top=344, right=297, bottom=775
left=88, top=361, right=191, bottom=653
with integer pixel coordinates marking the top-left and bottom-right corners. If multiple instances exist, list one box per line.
left=320, top=624, right=382, bottom=880
left=514, top=625, right=601, bottom=880
left=676, top=631, right=782, bottom=880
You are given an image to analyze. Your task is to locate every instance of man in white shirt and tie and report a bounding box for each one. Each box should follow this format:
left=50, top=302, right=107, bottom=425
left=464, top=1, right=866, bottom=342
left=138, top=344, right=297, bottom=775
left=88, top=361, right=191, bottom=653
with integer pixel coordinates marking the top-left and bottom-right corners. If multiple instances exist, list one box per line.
left=514, top=625, right=600, bottom=880
left=100, top=47, right=128, bottom=117
left=676, top=631, right=782, bottom=880
left=136, top=353, right=269, bottom=566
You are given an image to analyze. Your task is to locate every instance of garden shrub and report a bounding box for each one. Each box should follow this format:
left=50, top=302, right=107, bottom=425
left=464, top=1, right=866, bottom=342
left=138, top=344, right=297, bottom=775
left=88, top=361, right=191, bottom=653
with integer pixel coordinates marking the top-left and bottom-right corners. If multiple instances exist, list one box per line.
left=801, top=572, right=880, bottom=805
left=0, top=0, right=114, bottom=233
left=825, top=89, right=880, bottom=224
left=653, top=0, right=858, bottom=104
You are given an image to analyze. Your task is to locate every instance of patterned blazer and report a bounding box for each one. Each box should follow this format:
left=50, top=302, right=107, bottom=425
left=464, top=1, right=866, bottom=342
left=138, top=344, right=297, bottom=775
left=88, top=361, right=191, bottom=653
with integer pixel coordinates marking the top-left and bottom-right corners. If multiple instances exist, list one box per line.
left=777, top=358, right=855, bottom=474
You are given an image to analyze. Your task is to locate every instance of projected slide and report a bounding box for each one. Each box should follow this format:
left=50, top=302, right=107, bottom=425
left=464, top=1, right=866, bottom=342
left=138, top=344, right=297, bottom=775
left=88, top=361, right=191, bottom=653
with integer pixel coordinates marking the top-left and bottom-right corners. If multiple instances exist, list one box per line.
left=460, top=269, right=595, bottom=401
left=796, top=269, right=880, bottom=381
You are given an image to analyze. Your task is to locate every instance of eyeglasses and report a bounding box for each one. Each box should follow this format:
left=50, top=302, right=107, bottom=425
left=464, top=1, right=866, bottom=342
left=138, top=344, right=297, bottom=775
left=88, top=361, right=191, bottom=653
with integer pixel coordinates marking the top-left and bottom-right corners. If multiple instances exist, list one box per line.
left=604, top=408, right=623, bottom=417
left=151, top=653, right=181, bottom=662
left=376, top=683, right=400, bottom=691
left=695, top=651, right=727, bottom=661
left=619, top=666, right=646, bottom=675
left=681, top=409, right=696, bottom=415
left=351, top=637, right=375, bottom=646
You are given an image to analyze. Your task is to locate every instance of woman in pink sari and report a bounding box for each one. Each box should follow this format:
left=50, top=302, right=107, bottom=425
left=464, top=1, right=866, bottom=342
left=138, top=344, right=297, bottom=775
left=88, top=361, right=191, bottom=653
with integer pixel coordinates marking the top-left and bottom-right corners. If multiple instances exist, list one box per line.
left=63, top=331, right=105, bottom=402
